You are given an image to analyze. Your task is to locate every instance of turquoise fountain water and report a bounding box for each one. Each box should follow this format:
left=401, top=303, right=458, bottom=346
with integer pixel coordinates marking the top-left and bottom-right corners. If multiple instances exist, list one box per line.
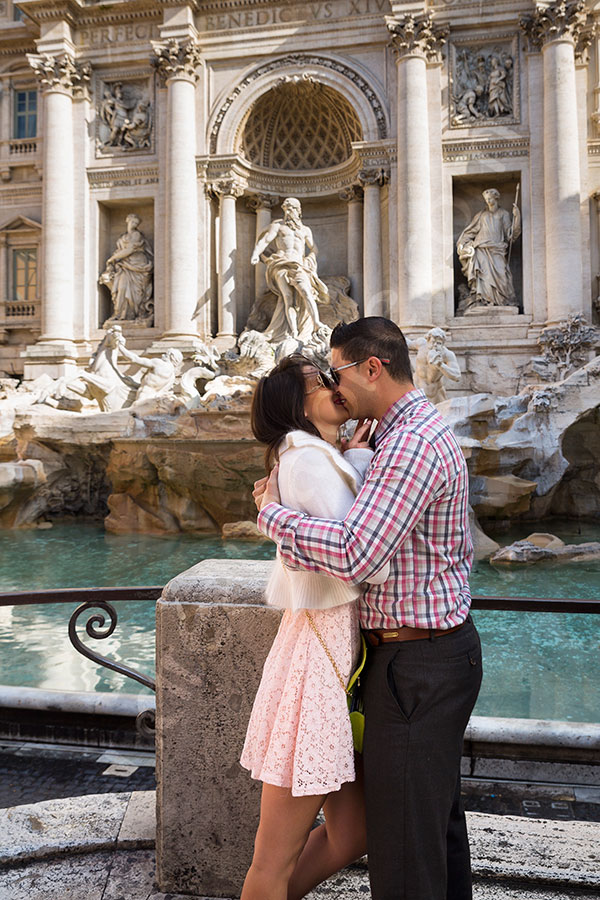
left=0, top=520, right=598, bottom=722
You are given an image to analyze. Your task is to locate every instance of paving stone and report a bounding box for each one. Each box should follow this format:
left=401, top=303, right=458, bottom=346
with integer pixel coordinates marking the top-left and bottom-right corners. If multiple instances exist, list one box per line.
left=0, top=792, right=130, bottom=865
left=118, top=790, right=155, bottom=847
left=0, top=849, right=112, bottom=900
left=0, top=750, right=155, bottom=807
left=101, top=848, right=157, bottom=899
left=468, top=812, right=600, bottom=886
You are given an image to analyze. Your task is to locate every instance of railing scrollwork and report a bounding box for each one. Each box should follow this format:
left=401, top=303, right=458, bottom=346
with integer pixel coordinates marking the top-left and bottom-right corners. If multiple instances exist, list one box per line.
left=68, top=598, right=156, bottom=736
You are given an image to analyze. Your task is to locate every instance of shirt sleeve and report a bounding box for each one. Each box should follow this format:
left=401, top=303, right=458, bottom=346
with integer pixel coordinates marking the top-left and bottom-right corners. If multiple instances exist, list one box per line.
left=258, top=431, right=446, bottom=584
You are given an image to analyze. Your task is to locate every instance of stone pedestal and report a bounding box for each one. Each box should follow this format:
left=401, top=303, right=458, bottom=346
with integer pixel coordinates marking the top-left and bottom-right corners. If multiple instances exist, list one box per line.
left=156, top=559, right=279, bottom=897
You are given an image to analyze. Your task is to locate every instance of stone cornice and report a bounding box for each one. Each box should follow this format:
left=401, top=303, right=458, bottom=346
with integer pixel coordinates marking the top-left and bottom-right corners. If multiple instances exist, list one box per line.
left=14, top=0, right=197, bottom=27
left=520, top=0, right=594, bottom=55
left=151, top=37, right=202, bottom=85
left=442, top=137, right=529, bottom=163
left=27, top=52, right=91, bottom=95
left=385, top=12, right=448, bottom=62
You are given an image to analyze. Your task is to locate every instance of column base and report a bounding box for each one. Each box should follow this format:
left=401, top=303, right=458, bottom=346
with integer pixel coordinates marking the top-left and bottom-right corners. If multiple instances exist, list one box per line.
left=20, top=340, right=79, bottom=381
left=145, top=334, right=211, bottom=358
left=214, top=332, right=238, bottom=352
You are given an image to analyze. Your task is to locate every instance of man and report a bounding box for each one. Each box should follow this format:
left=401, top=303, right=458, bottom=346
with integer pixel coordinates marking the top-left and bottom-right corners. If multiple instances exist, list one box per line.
left=408, top=327, right=462, bottom=404
left=254, top=317, right=482, bottom=900
left=250, top=197, right=329, bottom=343
left=456, top=187, right=520, bottom=309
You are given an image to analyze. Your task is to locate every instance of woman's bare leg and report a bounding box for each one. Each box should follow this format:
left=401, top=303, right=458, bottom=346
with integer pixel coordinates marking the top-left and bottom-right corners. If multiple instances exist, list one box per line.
left=241, top=783, right=325, bottom=900
left=287, top=760, right=367, bottom=900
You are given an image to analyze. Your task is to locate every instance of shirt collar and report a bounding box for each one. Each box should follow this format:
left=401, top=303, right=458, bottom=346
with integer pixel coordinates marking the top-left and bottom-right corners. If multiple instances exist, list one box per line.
left=373, top=389, right=427, bottom=447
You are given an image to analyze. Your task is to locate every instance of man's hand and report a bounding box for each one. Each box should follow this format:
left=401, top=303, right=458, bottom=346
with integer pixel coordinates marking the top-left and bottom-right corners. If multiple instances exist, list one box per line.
left=253, top=465, right=280, bottom=511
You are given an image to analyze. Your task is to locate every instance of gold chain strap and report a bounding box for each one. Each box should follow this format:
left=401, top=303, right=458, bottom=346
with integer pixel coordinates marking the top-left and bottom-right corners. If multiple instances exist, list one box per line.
left=305, top=610, right=349, bottom=695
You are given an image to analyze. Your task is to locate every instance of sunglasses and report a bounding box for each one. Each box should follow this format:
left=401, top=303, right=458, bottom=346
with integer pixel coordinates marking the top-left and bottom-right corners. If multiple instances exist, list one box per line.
left=328, top=358, right=390, bottom=385
left=305, top=370, right=333, bottom=394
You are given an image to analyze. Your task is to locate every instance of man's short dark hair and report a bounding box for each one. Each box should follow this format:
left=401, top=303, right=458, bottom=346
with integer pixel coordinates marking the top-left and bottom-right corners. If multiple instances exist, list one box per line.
left=330, top=317, right=413, bottom=384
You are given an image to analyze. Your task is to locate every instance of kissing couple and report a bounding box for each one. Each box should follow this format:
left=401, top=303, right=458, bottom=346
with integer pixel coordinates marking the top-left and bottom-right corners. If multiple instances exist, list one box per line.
left=240, top=316, right=482, bottom=900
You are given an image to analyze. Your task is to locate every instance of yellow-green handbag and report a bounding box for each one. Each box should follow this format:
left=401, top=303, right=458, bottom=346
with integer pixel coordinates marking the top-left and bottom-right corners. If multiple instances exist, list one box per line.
left=305, top=612, right=368, bottom=753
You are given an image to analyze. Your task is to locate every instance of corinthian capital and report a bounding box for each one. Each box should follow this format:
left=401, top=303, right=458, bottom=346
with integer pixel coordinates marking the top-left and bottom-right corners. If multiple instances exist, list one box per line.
left=27, top=53, right=92, bottom=96
left=520, top=0, right=593, bottom=54
left=385, top=13, right=448, bottom=62
left=208, top=179, right=245, bottom=200
left=151, top=38, right=202, bottom=85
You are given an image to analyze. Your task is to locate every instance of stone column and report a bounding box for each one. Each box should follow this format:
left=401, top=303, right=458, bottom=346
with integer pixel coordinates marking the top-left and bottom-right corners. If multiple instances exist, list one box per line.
left=387, top=13, right=447, bottom=328
left=340, top=186, right=363, bottom=307
left=22, top=53, right=91, bottom=377
left=358, top=172, right=384, bottom=315
left=246, top=194, right=277, bottom=303
left=152, top=38, right=202, bottom=342
left=521, top=1, right=590, bottom=323
left=215, top=180, right=244, bottom=345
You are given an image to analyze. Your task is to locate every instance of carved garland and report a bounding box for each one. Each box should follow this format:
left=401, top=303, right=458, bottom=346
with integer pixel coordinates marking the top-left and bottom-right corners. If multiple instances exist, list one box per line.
left=209, top=54, right=388, bottom=154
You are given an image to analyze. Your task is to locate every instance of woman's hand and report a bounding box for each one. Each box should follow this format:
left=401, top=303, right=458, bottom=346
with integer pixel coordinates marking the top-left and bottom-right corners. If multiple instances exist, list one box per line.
left=341, top=419, right=374, bottom=452
left=253, top=465, right=280, bottom=511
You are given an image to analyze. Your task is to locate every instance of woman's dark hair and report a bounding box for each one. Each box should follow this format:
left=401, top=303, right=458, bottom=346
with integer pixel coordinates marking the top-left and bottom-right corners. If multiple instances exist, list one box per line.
left=330, top=316, right=413, bottom=383
left=251, top=354, right=322, bottom=472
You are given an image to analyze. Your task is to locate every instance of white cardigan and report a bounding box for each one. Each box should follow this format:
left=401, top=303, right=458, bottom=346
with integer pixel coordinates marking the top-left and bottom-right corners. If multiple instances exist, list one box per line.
left=264, top=430, right=389, bottom=610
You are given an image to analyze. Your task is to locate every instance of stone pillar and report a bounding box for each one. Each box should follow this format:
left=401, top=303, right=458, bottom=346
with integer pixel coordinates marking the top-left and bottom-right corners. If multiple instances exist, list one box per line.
left=21, top=53, right=91, bottom=378
left=340, top=186, right=363, bottom=307
left=387, top=13, right=447, bottom=328
left=215, top=180, right=244, bottom=346
left=246, top=194, right=277, bottom=304
left=358, top=172, right=384, bottom=315
left=151, top=38, right=202, bottom=342
left=521, top=1, right=590, bottom=323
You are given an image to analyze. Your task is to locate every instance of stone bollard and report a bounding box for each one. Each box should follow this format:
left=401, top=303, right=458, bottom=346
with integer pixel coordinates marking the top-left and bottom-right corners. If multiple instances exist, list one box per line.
left=156, top=558, right=279, bottom=897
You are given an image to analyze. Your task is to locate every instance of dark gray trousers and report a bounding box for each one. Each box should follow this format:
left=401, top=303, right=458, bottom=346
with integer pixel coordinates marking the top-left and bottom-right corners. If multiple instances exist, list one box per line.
left=362, top=618, right=482, bottom=900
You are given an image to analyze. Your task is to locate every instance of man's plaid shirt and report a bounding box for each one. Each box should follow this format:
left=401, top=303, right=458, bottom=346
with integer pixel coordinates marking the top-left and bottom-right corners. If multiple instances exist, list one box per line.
left=258, top=389, right=473, bottom=630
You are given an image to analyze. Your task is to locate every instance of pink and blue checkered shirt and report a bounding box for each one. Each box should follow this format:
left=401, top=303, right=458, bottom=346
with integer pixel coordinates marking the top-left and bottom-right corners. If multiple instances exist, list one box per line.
left=258, top=389, right=473, bottom=630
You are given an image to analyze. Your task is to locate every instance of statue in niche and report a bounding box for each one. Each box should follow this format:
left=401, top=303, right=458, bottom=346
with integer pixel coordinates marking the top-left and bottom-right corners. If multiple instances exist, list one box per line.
left=456, top=188, right=521, bottom=312
left=98, top=82, right=152, bottom=151
left=407, top=328, right=462, bottom=405
left=451, top=46, right=514, bottom=126
left=250, top=197, right=330, bottom=344
left=99, top=214, right=154, bottom=324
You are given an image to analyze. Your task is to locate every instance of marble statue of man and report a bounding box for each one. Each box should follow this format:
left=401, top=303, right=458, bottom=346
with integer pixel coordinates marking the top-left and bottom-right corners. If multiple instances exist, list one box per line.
left=407, top=328, right=461, bottom=405
left=456, top=188, right=521, bottom=309
left=250, top=197, right=329, bottom=343
left=99, top=214, right=154, bottom=322
left=116, top=337, right=183, bottom=403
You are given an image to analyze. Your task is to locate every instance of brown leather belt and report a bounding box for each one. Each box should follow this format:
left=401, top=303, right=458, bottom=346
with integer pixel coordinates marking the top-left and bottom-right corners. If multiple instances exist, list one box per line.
left=364, top=621, right=465, bottom=646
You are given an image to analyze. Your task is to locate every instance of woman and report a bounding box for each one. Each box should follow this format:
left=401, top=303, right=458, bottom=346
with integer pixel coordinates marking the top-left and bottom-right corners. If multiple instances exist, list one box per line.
left=240, top=355, right=387, bottom=900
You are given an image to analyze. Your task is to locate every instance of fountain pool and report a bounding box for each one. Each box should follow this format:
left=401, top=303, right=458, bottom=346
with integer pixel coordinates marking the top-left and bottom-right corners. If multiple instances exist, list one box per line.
left=0, top=520, right=598, bottom=723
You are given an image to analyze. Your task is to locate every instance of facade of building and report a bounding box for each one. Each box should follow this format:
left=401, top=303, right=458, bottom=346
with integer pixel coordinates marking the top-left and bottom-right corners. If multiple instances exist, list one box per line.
left=0, top=0, right=599, bottom=393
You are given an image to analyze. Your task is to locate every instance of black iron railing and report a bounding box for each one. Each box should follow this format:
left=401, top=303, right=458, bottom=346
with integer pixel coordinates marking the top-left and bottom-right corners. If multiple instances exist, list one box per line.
left=0, top=586, right=598, bottom=737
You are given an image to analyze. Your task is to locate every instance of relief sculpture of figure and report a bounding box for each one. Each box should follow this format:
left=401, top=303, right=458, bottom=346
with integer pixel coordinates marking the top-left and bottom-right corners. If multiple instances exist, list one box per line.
left=456, top=188, right=521, bottom=310
left=250, top=197, right=329, bottom=344
left=407, top=328, right=462, bottom=405
left=99, top=214, right=154, bottom=323
left=487, top=56, right=510, bottom=117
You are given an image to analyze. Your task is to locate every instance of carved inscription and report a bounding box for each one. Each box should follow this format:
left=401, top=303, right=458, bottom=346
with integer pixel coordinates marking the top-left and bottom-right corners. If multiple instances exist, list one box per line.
left=77, top=23, right=159, bottom=48
left=201, top=0, right=390, bottom=30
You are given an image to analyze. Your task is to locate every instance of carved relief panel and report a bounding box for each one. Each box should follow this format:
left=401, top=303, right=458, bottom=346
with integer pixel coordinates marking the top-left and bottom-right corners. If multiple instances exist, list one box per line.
left=95, top=72, right=154, bottom=157
left=449, top=35, right=520, bottom=129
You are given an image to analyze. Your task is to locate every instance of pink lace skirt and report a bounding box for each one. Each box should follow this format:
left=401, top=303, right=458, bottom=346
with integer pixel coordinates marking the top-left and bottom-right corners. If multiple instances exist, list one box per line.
left=240, top=602, right=360, bottom=797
